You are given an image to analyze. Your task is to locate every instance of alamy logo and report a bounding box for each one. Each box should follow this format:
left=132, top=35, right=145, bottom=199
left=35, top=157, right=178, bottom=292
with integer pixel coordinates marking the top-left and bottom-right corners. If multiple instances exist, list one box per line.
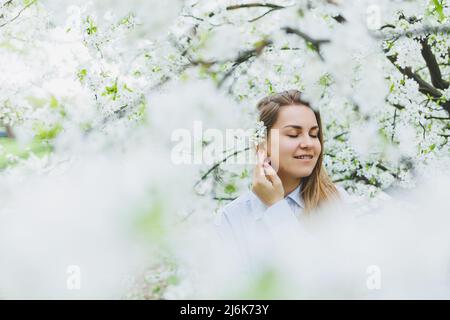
left=170, top=121, right=280, bottom=167
left=66, top=265, right=81, bottom=290
left=366, top=265, right=381, bottom=290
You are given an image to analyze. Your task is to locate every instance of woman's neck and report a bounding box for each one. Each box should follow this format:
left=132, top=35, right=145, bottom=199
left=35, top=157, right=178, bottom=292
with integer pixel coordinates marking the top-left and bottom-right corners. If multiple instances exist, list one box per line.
left=278, top=172, right=302, bottom=197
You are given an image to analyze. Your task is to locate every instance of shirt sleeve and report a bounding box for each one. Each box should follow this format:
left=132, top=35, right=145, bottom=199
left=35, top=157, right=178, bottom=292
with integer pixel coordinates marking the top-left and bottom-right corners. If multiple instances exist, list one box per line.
left=213, top=207, right=247, bottom=264
left=260, top=199, right=297, bottom=224
left=213, top=207, right=236, bottom=245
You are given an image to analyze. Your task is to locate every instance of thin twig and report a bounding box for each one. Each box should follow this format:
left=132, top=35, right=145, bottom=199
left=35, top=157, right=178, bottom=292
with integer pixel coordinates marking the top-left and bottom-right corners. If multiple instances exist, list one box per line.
left=181, top=14, right=204, bottom=22
left=0, top=0, right=36, bottom=28
left=333, top=131, right=349, bottom=140
left=213, top=196, right=237, bottom=201
left=282, top=27, right=330, bottom=60
left=391, top=108, right=398, bottom=142
left=193, top=147, right=250, bottom=188
left=226, top=3, right=285, bottom=10
left=248, top=7, right=283, bottom=23
left=424, top=115, right=450, bottom=120
left=374, top=25, right=450, bottom=39
left=218, top=39, right=271, bottom=87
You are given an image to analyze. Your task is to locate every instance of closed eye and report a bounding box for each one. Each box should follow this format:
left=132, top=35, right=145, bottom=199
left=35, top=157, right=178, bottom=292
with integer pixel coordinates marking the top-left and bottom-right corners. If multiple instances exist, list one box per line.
left=287, top=135, right=318, bottom=138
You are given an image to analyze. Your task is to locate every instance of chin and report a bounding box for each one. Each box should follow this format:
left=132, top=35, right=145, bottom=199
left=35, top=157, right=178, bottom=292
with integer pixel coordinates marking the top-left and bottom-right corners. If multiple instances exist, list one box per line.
left=290, top=169, right=313, bottom=178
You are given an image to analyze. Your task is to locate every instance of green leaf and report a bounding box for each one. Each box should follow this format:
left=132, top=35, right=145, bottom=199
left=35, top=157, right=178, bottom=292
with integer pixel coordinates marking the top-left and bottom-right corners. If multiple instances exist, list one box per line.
left=123, top=83, right=133, bottom=92
left=152, top=66, right=162, bottom=72
left=240, top=168, right=249, bottom=179
left=34, top=123, right=62, bottom=141
left=238, top=267, right=281, bottom=299
left=49, top=96, right=58, bottom=109
left=265, top=79, right=273, bottom=93
left=319, top=73, right=332, bottom=87
left=152, top=285, right=161, bottom=294
left=26, top=96, right=47, bottom=108
left=432, top=0, right=445, bottom=21
left=23, top=0, right=36, bottom=6
left=102, top=79, right=118, bottom=100
left=78, top=69, right=87, bottom=82
left=0, top=138, right=52, bottom=170
left=429, top=143, right=436, bottom=152
left=167, top=274, right=179, bottom=286
left=85, top=16, right=97, bottom=35
left=134, top=200, right=165, bottom=242
left=305, top=41, right=317, bottom=52
left=224, top=183, right=236, bottom=195
left=389, top=83, right=395, bottom=93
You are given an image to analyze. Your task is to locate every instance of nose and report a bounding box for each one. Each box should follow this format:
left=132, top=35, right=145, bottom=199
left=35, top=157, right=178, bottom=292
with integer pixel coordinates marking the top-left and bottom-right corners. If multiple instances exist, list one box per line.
left=298, top=134, right=314, bottom=149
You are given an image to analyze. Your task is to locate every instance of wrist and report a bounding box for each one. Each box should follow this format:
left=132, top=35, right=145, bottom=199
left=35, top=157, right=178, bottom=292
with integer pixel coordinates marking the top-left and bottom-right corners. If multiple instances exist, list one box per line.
left=265, top=197, right=284, bottom=208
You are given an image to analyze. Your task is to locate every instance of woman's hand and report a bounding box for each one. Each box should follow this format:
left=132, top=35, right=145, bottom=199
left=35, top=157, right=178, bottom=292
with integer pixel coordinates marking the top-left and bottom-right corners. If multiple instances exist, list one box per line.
left=252, top=143, right=285, bottom=207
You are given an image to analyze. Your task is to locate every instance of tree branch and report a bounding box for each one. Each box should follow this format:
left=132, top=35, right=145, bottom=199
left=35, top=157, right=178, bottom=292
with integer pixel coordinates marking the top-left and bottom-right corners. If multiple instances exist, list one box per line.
left=226, top=3, right=284, bottom=10
left=213, top=196, right=237, bottom=201
left=424, top=115, right=450, bottom=120
left=391, top=103, right=406, bottom=110
left=386, top=54, right=442, bottom=97
left=181, top=14, right=204, bottom=22
left=332, top=14, right=346, bottom=24
left=332, top=131, right=349, bottom=140
left=419, top=36, right=449, bottom=90
left=282, top=27, right=330, bottom=60
left=218, top=39, right=271, bottom=87
left=386, top=54, right=450, bottom=115
left=225, top=2, right=287, bottom=23
left=376, top=163, right=400, bottom=179
left=381, top=25, right=450, bottom=39
left=193, top=147, right=250, bottom=189
left=333, top=172, right=382, bottom=188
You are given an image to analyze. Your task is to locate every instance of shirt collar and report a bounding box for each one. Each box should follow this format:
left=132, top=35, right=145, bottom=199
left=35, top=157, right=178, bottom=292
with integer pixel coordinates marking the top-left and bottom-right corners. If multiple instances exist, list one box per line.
left=286, top=182, right=304, bottom=208
left=249, top=181, right=304, bottom=221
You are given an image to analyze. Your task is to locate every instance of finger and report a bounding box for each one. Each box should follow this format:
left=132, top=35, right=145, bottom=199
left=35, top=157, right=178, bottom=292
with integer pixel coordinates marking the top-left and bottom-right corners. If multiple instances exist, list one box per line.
left=253, top=155, right=265, bottom=179
left=259, top=141, right=268, bottom=158
left=263, top=163, right=282, bottom=185
left=256, top=147, right=265, bottom=164
left=254, top=146, right=267, bottom=177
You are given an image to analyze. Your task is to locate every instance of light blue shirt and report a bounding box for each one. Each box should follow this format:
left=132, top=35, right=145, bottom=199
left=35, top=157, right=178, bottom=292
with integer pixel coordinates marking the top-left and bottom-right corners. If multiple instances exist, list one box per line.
left=213, top=183, right=351, bottom=271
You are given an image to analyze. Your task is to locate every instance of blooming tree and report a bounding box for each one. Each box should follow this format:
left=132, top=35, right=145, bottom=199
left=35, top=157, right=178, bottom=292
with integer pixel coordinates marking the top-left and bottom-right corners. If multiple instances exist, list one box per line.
left=0, top=0, right=449, bottom=299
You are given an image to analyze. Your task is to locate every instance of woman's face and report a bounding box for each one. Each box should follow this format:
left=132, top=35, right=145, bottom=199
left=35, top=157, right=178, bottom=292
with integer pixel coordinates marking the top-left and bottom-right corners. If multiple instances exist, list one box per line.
left=267, top=104, right=322, bottom=179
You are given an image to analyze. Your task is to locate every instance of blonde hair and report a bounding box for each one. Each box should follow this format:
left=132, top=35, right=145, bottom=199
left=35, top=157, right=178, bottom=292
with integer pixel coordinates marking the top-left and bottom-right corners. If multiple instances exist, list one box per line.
left=257, top=90, right=339, bottom=214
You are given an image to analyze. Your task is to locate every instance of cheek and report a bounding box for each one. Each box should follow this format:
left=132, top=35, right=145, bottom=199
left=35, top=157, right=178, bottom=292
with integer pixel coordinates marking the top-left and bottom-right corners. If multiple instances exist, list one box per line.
left=279, top=139, right=297, bottom=153
left=268, top=139, right=293, bottom=157
left=314, top=140, right=322, bottom=154
left=277, top=140, right=298, bottom=165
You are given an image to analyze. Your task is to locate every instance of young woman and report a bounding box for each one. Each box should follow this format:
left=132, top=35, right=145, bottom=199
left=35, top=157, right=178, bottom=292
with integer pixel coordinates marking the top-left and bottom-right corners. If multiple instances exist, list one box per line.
left=215, top=90, right=350, bottom=265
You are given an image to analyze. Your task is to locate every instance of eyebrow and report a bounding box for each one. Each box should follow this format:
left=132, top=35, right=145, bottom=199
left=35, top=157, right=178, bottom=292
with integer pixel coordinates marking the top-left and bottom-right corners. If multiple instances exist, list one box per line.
left=282, top=125, right=319, bottom=130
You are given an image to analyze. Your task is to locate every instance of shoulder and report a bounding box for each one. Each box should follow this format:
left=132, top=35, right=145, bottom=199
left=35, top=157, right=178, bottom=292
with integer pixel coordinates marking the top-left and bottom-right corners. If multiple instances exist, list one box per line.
left=335, top=185, right=353, bottom=203
left=224, top=190, right=253, bottom=212
left=214, top=190, right=254, bottom=228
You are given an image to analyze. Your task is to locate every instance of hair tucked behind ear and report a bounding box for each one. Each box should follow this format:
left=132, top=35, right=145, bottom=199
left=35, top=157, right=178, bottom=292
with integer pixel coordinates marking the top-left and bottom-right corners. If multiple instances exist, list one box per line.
left=256, top=90, right=339, bottom=214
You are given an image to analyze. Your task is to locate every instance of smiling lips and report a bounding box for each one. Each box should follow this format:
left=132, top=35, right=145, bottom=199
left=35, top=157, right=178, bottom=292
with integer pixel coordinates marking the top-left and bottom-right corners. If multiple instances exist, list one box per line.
left=294, top=155, right=314, bottom=160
